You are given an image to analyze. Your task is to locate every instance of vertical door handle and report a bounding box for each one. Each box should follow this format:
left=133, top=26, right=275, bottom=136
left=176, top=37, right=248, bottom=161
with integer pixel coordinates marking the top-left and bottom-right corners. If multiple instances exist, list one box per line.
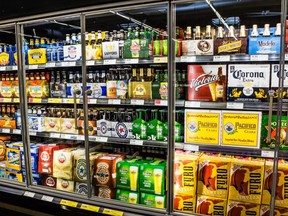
left=84, top=89, right=93, bottom=132
left=73, top=89, right=81, bottom=129
left=267, top=90, right=275, bottom=143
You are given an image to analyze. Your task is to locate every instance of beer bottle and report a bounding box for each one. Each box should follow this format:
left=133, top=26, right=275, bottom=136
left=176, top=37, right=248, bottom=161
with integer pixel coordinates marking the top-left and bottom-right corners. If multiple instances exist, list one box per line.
left=216, top=26, right=224, bottom=39
left=195, top=26, right=201, bottom=40
left=68, top=71, right=74, bottom=83
left=9, top=73, right=14, bottom=81
left=29, top=39, right=35, bottom=49
left=156, top=109, right=165, bottom=141
left=71, top=33, right=77, bottom=45
left=275, top=23, right=281, bottom=36
left=159, top=69, right=168, bottom=100
left=239, top=25, right=247, bottom=38
left=176, top=69, right=184, bottom=99
left=263, top=24, right=271, bottom=37
left=205, top=25, right=212, bottom=39
left=29, top=72, right=35, bottom=81
left=146, top=68, right=152, bottom=82
left=175, top=110, right=184, bottom=142
left=50, top=71, right=55, bottom=84
left=77, top=33, right=81, bottom=44
left=131, top=68, right=137, bottom=82
left=40, top=38, right=46, bottom=48
left=147, top=109, right=159, bottom=140
left=228, top=26, right=236, bottom=39
left=215, top=66, right=225, bottom=102
left=65, top=34, right=71, bottom=45
left=152, top=69, right=161, bottom=99
left=153, top=32, right=160, bottom=56
left=35, top=38, right=40, bottom=48
left=139, top=68, right=144, bottom=82
left=85, top=32, right=89, bottom=46
left=40, top=72, right=46, bottom=80
left=87, top=70, right=94, bottom=83
left=35, top=72, right=40, bottom=80
left=127, top=28, right=134, bottom=40
left=55, top=71, right=61, bottom=85
left=61, top=71, right=67, bottom=84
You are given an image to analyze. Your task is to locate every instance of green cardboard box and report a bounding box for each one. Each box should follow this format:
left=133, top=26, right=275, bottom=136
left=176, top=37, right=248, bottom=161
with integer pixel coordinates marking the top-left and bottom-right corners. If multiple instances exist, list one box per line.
left=140, top=192, right=166, bottom=208
left=116, top=158, right=146, bottom=191
left=139, top=160, right=166, bottom=195
left=116, top=189, right=139, bottom=204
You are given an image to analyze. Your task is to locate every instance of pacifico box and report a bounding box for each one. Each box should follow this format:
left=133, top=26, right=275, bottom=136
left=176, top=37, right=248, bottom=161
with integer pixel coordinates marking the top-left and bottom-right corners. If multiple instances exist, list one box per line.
left=227, top=201, right=260, bottom=216
left=116, top=158, right=145, bottom=192
left=187, top=65, right=227, bottom=102
left=140, top=192, right=166, bottom=209
left=27, top=80, right=49, bottom=98
left=28, top=48, right=47, bottom=64
left=260, top=115, right=288, bottom=151
left=139, top=160, right=167, bottom=196
left=43, top=175, right=57, bottom=188
left=271, top=64, right=288, bottom=102
left=115, top=189, right=140, bottom=204
left=227, top=64, right=270, bottom=102
left=262, top=159, right=288, bottom=207
left=174, top=152, right=199, bottom=196
left=56, top=178, right=75, bottom=192
left=260, top=205, right=288, bottom=216
left=221, top=111, right=262, bottom=148
left=95, top=186, right=115, bottom=199
left=94, top=154, right=125, bottom=188
left=38, top=145, right=59, bottom=174
left=174, top=194, right=196, bottom=213
left=197, top=153, right=231, bottom=199
left=196, top=195, right=227, bottom=216
left=229, top=156, right=265, bottom=204
left=185, top=109, right=221, bottom=145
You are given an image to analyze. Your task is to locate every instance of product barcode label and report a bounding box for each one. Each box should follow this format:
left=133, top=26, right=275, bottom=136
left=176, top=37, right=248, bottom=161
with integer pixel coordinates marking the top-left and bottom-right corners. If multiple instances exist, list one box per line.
left=125, top=59, right=139, bottom=64
left=131, top=99, right=144, bottom=105
left=213, top=55, right=230, bottom=62
left=0, top=67, right=6, bottom=71
left=103, top=59, right=116, bottom=65
left=80, top=204, right=100, bottom=212
left=28, top=65, right=38, bottom=69
left=180, top=56, right=196, bottom=62
left=24, top=191, right=35, bottom=198
left=50, top=133, right=61, bottom=138
left=46, top=62, right=56, bottom=67
left=48, top=98, right=62, bottom=103
left=12, top=66, right=18, bottom=70
left=13, top=129, right=21, bottom=134
left=183, top=144, right=199, bottom=152
left=14, top=98, right=20, bottom=103
left=102, top=209, right=124, bottom=216
left=88, top=99, right=97, bottom=104
left=154, top=100, right=168, bottom=106
left=2, top=129, right=10, bottom=133
left=86, top=61, right=95, bottom=66
left=261, top=150, right=275, bottom=158
left=108, top=99, right=121, bottom=105
left=153, top=57, right=168, bottom=63
left=185, top=101, right=201, bottom=108
left=226, top=102, right=244, bottom=109
left=29, top=131, right=37, bottom=136
left=60, top=199, right=78, bottom=208
left=130, top=139, right=143, bottom=146
left=41, top=195, right=54, bottom=202
left=63, top=99, right=74, bottom=103
left=95, top=136, right=108, bottom=142
left=250, top=55, right=268, bottom=61
left=67, top=61, right=76, bottom=66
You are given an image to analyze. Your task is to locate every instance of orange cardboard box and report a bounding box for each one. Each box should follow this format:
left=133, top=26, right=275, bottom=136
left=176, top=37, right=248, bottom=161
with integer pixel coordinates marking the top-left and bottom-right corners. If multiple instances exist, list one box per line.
left=227, top=200, right=260, bottom=216
left=174, top=194, right=196, bottom=213
left=198, top=153, right=231, bottom=199
left=196, top=195, right=227, bottom=216
left=229, top=156, right=265, bottom=204
left=260, top=205, right=288, bottom=216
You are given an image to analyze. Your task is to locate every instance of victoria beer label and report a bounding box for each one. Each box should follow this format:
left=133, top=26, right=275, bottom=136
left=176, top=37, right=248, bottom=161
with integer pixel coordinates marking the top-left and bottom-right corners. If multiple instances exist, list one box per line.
left=187, top=65, right=227, bottom=102
left=271, top=64, right=288, bottom=102
left=227, top=64, right=270, bottom=102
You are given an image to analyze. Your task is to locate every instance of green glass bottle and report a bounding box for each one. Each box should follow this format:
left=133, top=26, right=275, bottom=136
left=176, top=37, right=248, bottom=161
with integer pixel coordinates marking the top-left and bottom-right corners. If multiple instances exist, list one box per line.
left=132, top=109, right=147, bottom=140
left=159, top=69, right=168, bottom=100
left=152, top=69, right=161, bottom=99
left=147, top=109, right=159, bottom=140
left=156, top=109, right=166, bottom=141
left=175, top=110, right=184, bottom=142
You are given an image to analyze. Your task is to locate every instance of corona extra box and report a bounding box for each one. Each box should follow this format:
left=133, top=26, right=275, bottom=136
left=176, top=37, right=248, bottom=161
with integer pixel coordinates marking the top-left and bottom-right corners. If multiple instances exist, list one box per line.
left=262, top=159, right=288, bottom=207
left=196, top=195, right=227, bottom=216
left=229, top=156, right=265, bottom=204
left=185, top=109, right=221, bottom=145
left=197, top=153, right=231, bottom=199
left=221, top=111, right=262, bottom=148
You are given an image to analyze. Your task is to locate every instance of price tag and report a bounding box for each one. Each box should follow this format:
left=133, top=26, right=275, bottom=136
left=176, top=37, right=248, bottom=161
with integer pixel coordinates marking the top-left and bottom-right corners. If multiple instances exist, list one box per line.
left=108, top=99, right=121, bottom=105
left=60, top=199, right=78, bottom=208
left=131, top=99, right=144, bottom=105
left=48, top=98, right=62, bottom=103
left=153, top=57, right=168, bottom=63
left=94, top=136, right=108, bottom=142
left=285, top=54, right=288, bottom=61
left=0, top=67, right=6, bottom=71
left=183, top=144, right=199, bottom=152
left=28, top=65, right=38, bottom=69
left=78, top=135, right=84, bottom=140
left=29, top=98, right=42, bottom=103
left=46, top=62, right=56, bottom=67
left=50, top=133, right=61, bottom=138
left=250, top=55, right=269, bottom=61
left=3, top=98, right=12, bottom=103
left=13, top=98, right=20, bottom=103
left=103, top=209, right=124, bottom=216
left=130, top=139, right=143, bottom=146
left=63, top=98, right=74, bottom=103
left=13, top=129, right=21, bottom=134
left=226, top=102, right=244, bottom=109
left=185, top=101, right=201, bottom=108
left=24, top=191, right=35, bottom=198
left=103, top=59, right=116, bottom=65
left=41, top=195, right=54, bottom=202
left=67, top=61, right=76, bottom=66
left=125, top=59, right=139, bottom=64
left=86, top=60, right=95, bottom=66
left=2, top=129, right=10, bottom=133
left=261, top=150, right=275, bottom=158
left=60, top=134, right=70, bottom=139
left=180, top=56, right=196, bottom=62
left=88, top=99, right=97, bottom=104
left=12, top=66, right=18, bottom=70
left=29, top=131, right=37, bottom=136
left=80, top=204, right=100, bottom=212
left=213, top=55, right=230, bottom=62
left=154, top=100, right=168, bottom=106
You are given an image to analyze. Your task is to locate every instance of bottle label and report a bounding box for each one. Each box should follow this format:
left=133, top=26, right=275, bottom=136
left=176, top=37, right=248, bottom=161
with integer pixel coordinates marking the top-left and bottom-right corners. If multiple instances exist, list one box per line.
left=102, top=41, right=119, bottom=59
left=159, top=82, right=168, bottom=100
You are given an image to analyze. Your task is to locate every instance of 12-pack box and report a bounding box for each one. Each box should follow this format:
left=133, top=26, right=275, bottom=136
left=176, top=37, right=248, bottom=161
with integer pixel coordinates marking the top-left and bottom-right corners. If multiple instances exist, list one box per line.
left=140, top=192, right=166, bottom=209
left=116, top=189, right=139, bottom=204
left=196, top=195, right=227, bottom=216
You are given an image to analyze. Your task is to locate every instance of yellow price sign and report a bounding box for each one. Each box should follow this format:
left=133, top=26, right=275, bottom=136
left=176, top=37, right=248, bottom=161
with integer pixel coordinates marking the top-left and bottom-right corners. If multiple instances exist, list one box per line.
left=48, top=98, right=62, bottom=103
left=60, top=199, right=78, bottom=208
left=29, top=98, right=42, bottom=103
left=63, top=98, right=74, bottom=104
left=3, top=98, right=12, bottom=102
left=103, top=209, right=124, bottom=216
left=13, top=98, right=20, bottom=103
left=153, top=57, right=167, bottom=63
left=80, top=204, right=100, bottom=212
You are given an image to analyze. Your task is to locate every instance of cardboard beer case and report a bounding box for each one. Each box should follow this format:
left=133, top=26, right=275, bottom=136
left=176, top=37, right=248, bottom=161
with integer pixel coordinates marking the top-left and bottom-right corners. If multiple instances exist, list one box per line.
left=227, top=200, right=260, bottom=216
left=196, top=195, right=227, bottom=216
left=116, top=189, right=140, bottom=204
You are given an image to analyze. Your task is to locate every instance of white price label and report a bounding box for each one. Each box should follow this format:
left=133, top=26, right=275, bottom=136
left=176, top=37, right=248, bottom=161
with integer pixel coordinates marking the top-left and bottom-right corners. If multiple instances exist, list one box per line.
left=60, top=134, right=70, bottom=139
left=183, top=144, right=199, bottom=152
left=104, top=59, right=116, bottom=65
left=13, top=98, right=20, bottom=103
left=78, top=135, right=84, bottom=140
left=285, top=54, right=288, bottom=61
left=24, top=191, right=35, bottom=198
left=28, top=65, right=38, bottom=69
left=41, top=195, right=54, bottom=202
left=95, top=136, right=108, bottom=142
left=180, top=56, right=196, bottom=62
left=185, top=101, right=201, bottom=108
left=50, top=133, right=61, bottom=138
left=131, top=99, right=144, bottom=105
left=13, top=129, right=21, bottom=134
left=68, top=61, right=76, bottom=66
left=46, top=62, right=56, bottom=67
left=250, top=55, right=269, bottom=61
left=86, top=60, right=95, bottom=66
left=125, top=59, right=139, bottom=64
left=130, top=139, right=143, bottom=146
left=0, top=67, right=6, bottom=71
left=226, top=102, right=244, bottom=109
left=154, top=100, right=168, bottom=106
left=29, top=131, right=37, bottom=136
left=213, top=55, right=230, bottom=62
left=62, top=98, right=74, bottom=103
left=261, top=150, right=275, bottom=158
left=108, top=99, right=121, bottom=105
left=2, top=128, right=10, bottom=133
left=153, top=57, right=168, bottom=63
left=12, top=66, right=18, bottom=70
left=88, top=99, right=97, bottom=104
